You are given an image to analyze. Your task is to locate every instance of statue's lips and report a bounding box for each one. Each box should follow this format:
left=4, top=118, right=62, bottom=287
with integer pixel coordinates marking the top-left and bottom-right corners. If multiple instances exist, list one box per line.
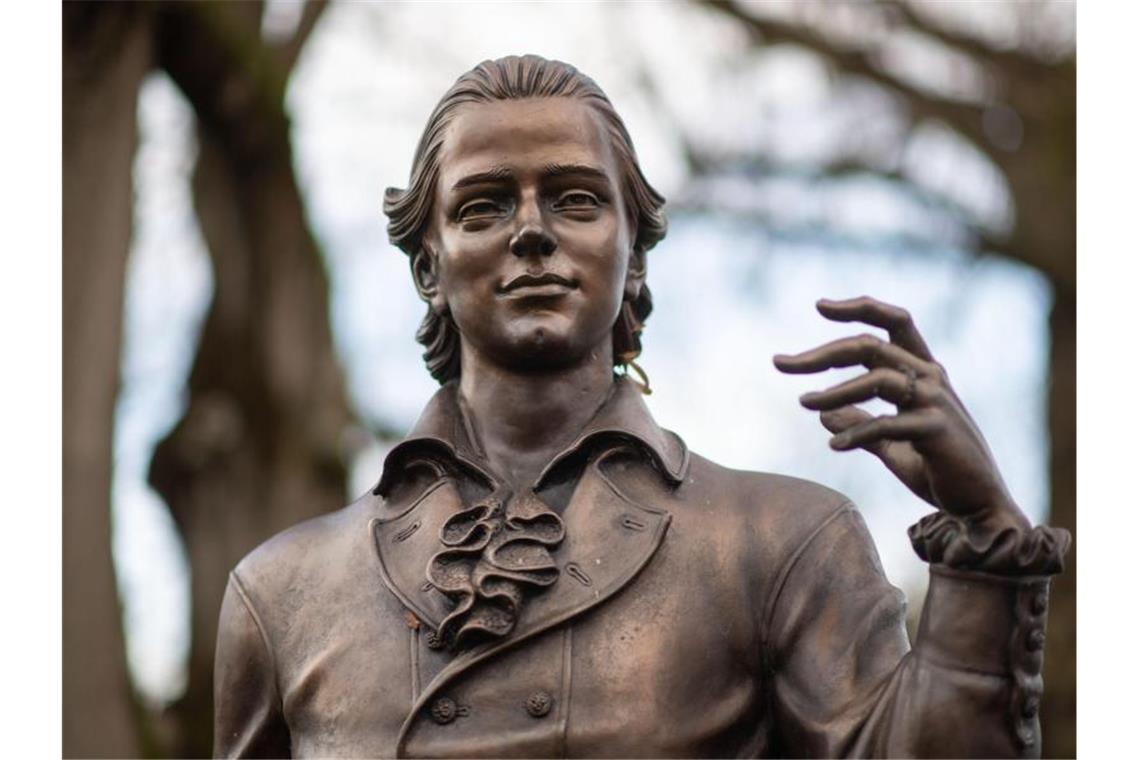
left=498, top=273, right=577, bottom=297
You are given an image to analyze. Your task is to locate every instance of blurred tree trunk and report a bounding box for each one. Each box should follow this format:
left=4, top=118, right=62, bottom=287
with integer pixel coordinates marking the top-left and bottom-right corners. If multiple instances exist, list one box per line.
left=698, top=3, right=1076, bottom=755
left=1043, top=287, right=1075, bottom=757
left=62, top=2, right=154, bottom=757
left=1002, top=63, right=1076, bottom=758
left=147, top=2, right=347, bottom=756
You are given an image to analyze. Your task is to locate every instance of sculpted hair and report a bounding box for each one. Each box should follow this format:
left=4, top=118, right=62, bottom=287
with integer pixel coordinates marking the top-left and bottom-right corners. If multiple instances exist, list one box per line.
left=383, top=54, right=667, bottom=383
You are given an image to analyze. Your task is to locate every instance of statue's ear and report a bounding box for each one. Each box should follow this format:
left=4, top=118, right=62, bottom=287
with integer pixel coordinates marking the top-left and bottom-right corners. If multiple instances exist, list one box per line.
left=411, top=245, right=446, bottom=314
left=624, top=246, right=647, bottom=301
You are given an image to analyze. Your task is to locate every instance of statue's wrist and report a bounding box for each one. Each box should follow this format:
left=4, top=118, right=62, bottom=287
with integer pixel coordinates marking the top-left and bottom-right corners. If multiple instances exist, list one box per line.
left=963, top=494, right=1033, bottom=537
left=908, top=508, right=1070, bottom=576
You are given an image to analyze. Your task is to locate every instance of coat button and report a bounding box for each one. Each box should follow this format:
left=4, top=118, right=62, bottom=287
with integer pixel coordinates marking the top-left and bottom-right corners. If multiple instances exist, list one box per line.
left=1026, top=629, right=1046, bottom=651
left=425, top=630, right=445, bottom=650
left=1031, top=591, right=1048, bottom=615
left=430, top=697, right=458, bottom=724
left=525, top=690, right=553, bottom=718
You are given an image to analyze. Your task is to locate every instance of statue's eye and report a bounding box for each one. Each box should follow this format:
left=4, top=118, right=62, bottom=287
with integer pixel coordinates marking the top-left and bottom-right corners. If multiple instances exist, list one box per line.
left=457, top=199, right=504, bottom=221
left=553, top=191, right=599, bottom=210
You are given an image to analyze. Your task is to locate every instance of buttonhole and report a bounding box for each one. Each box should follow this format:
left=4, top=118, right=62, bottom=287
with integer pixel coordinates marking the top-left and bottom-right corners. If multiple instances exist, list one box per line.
left=620, top=514, right=647, bottom=531
left=394, top=521, right=421, bottom=542
left=566, top=562, right=592, bottom=586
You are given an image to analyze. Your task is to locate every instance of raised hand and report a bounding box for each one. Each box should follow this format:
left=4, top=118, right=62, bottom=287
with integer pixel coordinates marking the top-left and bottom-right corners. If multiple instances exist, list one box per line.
left=774, top=296, right=1030, bottom=533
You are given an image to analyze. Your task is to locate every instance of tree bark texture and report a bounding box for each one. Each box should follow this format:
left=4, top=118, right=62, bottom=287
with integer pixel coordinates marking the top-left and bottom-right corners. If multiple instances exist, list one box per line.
left=62, top=2, right=153, bottom=756
left=148, top=3, right=349, bottom=755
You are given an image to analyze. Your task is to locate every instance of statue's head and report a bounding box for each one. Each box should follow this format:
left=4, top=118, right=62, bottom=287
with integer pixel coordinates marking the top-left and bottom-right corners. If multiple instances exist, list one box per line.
left=384, top=55, right=666, bottom=384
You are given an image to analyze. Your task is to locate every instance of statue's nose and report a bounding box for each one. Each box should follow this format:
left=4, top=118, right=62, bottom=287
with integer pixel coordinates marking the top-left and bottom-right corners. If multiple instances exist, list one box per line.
left=509, top=224, right=557, bottom=257
left=509, top=198, right=557, bottom=257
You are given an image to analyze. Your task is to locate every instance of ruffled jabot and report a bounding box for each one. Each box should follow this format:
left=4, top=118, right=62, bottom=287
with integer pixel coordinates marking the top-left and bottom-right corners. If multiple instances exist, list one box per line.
left=427, top=488, right=565, bottom=650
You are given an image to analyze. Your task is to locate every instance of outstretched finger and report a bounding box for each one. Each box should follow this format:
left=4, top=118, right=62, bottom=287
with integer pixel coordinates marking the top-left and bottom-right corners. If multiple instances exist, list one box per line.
left=819, top=405, right=873, bottom=434
left=774, top=333, right=928, bottom=375
left=800, top=367, right=912, bottom=410
left=829, top=410, right=943, bottom=451
left=820, top=405, right=889, bottom=459
left=822, top=405, right=932, bottom=502
left=816, top=296, right=934, bottom=361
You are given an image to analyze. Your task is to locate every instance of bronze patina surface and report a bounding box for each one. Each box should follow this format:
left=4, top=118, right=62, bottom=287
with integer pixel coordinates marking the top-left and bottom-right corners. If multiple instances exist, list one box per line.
left=214, top=55, right=1070, bottom=758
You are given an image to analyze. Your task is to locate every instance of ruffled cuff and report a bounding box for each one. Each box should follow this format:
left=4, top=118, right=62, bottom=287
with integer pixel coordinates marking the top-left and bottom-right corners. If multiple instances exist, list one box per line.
left=908, top=511, right=1071, bottom=576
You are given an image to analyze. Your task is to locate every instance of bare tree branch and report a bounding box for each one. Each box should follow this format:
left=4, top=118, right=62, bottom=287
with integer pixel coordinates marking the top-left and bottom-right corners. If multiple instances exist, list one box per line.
left=278, top=0, right=329, bottom=74
left=900, top=1, right=1073, bottom=73
left=696, top=0, right=1071, bottom=288
left=667, top=201, right=996, bottom=257
left=674, top=159, right=1024, bottom=263
left=632, top=6, right=1037, bottom=275
left=701, top=0, right=990, bottom=149
left=889, top=0, right=1044, bottom=82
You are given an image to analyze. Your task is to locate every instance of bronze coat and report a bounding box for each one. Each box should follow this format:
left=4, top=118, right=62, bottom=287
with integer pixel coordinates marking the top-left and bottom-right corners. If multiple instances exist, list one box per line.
left=215, top=379, right=1053, bottom=758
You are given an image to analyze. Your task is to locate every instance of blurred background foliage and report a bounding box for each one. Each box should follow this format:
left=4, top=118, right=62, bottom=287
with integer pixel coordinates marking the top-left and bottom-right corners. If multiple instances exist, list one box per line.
left=62, top=1, right=1074, bottom=757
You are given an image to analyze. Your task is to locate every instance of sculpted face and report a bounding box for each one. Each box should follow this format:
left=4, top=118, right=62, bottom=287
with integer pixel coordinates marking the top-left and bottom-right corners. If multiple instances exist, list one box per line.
left=421, top=97, right=642, bottom=372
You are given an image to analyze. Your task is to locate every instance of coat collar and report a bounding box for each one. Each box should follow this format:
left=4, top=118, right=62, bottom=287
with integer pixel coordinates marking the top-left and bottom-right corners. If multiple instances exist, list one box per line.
left=375, top=376, right=690, bottom=496
left=370, top=377, right=686, bottom=752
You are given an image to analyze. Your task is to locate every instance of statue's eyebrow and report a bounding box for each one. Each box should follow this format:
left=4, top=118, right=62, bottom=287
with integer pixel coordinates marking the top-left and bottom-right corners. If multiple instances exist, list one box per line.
left=452, top=166, right=513, bottom=190
left=450, top=163, right=610, bottom=192
left=543, top=163, right=610, bottom=183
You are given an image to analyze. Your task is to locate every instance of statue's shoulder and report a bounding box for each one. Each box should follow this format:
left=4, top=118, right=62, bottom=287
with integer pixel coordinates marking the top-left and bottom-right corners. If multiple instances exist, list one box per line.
left=230, top=492, right=379, bottom=606
left=681, top=450, right=856, bottom=552
left=685, top=451, right=850, bottom=511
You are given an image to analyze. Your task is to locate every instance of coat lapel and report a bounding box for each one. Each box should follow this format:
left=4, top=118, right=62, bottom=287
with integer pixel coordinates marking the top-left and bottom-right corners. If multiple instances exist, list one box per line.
left=372, top=477, right=462, bottom=631
left=512, top=452, right=672, bottom=640
left=392, top=452, right=672, bottom=754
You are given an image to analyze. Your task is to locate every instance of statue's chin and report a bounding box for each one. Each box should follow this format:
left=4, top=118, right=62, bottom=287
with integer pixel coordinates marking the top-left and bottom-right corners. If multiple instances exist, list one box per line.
left=478, top=324, right=607, bottom=375
left=455, top=307, right=615, bottom=375
left=493, top=331, right=586, bottom=373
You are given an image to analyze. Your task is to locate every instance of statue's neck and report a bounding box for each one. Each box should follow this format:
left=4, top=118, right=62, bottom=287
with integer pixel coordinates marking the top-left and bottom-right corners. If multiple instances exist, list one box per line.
left=457, top=344, right=616, bottom=491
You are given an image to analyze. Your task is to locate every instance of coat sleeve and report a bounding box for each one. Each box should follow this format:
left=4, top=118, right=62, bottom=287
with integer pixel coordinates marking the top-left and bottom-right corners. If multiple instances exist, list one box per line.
left=765, top=504, right=1058, bottom=758
left=214, top=572, right=292, bottom=759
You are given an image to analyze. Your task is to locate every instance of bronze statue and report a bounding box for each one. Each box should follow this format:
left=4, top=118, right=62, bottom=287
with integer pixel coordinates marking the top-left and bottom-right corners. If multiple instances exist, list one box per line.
left=214, top=55, right=1070, bottom=758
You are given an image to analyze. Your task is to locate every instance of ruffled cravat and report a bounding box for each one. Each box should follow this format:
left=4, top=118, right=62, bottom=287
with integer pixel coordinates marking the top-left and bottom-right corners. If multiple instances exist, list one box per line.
left=427, top=488, right=566, bottom=650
